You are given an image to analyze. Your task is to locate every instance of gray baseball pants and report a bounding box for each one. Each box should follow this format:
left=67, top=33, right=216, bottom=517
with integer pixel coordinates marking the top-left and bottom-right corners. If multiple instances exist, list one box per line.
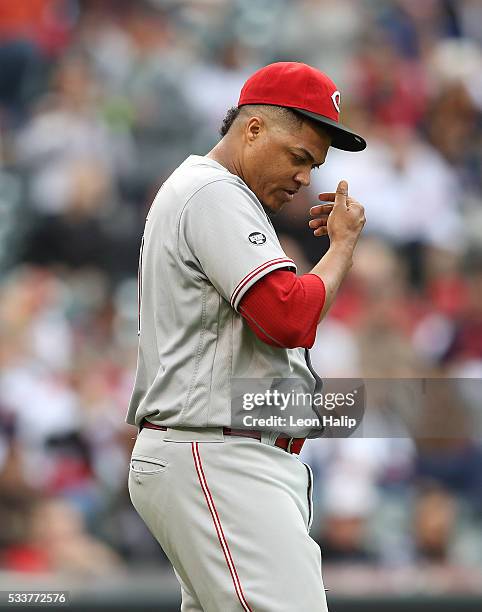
left=128, top=426, right=329, bottom=611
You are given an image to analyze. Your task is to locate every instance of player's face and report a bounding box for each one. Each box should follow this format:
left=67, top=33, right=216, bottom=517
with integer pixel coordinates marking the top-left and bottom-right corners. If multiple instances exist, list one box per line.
left=242, top=117, right=332, bottom=213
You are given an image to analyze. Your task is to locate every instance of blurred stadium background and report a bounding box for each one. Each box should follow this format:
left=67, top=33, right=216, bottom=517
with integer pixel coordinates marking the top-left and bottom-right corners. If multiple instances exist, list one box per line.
left=0, top=0, right=481, bottom=610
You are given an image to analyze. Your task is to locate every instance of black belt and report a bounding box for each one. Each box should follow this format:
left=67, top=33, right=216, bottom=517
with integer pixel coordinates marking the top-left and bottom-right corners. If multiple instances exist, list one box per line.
left=139, top=418, right=305, bottom=455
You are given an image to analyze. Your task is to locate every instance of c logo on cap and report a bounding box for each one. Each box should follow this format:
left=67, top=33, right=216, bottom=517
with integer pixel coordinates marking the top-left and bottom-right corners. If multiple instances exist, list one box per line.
left=331, top=90, right=341, bottom=113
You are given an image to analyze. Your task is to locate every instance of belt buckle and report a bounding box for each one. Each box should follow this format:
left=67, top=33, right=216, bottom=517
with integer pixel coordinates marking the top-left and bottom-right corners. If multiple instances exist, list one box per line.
left=286, top=437, right=295, bottom=453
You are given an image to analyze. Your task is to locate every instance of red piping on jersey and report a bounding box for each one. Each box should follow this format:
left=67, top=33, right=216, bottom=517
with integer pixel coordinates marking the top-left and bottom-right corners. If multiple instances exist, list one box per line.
left=239, top=270, right=325, bottom=349
left=191, top=443, right=253, bottom=612
left=230, top=257, right=295, bottom=308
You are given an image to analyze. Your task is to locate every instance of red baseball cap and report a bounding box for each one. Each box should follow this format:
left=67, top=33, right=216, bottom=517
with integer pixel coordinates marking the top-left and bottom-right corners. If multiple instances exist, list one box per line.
left=238, top=62, right=366, bottom=152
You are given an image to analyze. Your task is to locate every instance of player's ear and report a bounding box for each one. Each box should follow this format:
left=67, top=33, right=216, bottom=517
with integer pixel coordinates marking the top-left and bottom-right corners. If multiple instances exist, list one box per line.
left=245, top=116, right=263, bottom=143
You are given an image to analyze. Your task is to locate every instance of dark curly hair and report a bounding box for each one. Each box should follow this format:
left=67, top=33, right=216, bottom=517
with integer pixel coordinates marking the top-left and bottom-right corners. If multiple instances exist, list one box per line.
left=219, top=106, right=241, bottom=137
left=219, top=105, right=303, bottom=138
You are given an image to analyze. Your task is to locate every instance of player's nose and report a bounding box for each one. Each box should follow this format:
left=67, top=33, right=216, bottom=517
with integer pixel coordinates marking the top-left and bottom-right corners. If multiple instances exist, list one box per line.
left=294, top=169, right=310, bottom=188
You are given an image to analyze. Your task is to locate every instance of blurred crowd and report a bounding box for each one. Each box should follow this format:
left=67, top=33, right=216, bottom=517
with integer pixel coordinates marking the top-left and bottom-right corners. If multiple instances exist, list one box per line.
left=0, top=0, right=481, bottom=587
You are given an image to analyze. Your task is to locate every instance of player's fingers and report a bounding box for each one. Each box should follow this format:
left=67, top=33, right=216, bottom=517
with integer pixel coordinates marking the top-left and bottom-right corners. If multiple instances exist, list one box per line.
left=310, top=203, right=334, bottom=216
left=314, top=226, right=328, bottom=237
left=334, top=180, right=348, bottom=208
left=317, top=192, right=336, bottom=202
left=309, top=217, right=329, bottom=229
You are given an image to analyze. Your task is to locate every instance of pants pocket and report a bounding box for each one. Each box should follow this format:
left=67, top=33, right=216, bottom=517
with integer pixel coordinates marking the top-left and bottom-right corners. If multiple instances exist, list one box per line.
left=130, top=454, right=168, bottom=475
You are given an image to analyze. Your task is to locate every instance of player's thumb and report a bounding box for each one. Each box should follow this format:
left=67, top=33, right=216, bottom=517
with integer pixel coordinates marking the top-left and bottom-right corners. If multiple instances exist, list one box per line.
left=334, top=180, right=348, bottom=208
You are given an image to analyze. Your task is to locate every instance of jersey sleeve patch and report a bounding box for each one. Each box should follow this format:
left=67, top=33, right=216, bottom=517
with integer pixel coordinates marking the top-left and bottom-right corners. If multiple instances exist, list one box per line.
left=248, top=232, right=267, bottom=245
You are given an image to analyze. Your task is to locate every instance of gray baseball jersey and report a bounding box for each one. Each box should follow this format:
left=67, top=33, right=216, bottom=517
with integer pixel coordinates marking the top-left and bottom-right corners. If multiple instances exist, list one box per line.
left=126, top=155, right=316, bottom=429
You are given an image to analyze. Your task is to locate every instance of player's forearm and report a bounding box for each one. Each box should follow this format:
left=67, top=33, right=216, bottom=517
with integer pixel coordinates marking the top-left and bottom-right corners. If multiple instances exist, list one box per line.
left=310, top=241, right=356, bottom=323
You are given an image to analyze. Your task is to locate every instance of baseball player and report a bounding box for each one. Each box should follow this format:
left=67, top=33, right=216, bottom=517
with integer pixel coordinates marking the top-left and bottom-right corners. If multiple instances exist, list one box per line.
left=127, top=62, right=366, bottom=611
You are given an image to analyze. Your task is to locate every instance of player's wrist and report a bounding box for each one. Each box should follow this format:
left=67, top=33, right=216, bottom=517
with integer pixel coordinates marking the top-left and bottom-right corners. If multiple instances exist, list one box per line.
left=328, top=239, right=356, bottom=261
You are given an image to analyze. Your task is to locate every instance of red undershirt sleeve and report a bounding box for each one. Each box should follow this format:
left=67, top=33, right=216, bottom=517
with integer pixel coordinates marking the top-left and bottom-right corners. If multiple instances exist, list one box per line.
left=238, top=269, right=326, bottom=349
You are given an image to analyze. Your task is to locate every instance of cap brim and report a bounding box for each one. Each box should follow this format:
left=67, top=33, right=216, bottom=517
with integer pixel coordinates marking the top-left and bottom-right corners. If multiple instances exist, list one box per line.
left=293, top=108, right=366, bottom=152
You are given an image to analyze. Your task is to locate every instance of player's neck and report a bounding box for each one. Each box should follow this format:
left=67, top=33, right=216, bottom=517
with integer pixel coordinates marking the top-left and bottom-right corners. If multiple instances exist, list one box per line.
left=206, top=142, right=244, bottom=183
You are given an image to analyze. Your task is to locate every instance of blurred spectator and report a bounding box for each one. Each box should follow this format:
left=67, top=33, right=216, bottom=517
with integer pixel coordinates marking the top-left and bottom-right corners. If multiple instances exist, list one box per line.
left=415, top=439, right=482, bottom=515
left=14, top=53, right=115, bottom=212
left=0, top=40, right=47, bottom=124
left=276, top=0, right=366, bottom=86
left=444, top=249, right=482, bottom=366
left=349, top=33, right=428, bottom=127
left=316, top=474, right=379, bottom=564
left=412, top=485, right=458, bottom=564
left=1, top=497, right=124, bottom=575
left=377, top=0, right=462, bottom=60
left=425, top=41, right=482, bottom=191
left=0, top=0, right=76, bottom=56
left=0, top=0, right=76, bottom=123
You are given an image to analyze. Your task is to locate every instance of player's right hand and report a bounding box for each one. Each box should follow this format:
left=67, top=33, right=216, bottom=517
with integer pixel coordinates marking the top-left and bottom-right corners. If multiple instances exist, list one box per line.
left=309, top=180, right=365, bottom=248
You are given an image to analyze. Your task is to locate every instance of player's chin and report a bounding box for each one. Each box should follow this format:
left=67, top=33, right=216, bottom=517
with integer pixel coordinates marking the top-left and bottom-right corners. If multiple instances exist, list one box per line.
left=264, top=191, right=288, bottom=214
